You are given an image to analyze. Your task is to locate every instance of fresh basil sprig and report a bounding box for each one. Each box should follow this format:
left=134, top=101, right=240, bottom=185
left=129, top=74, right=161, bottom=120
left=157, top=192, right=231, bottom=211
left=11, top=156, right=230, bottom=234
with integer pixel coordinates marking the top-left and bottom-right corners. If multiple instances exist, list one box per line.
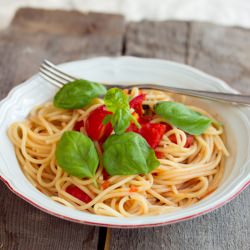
left=56, top=131, right=99, bottom=178
left=103, top=132, right=159, bottom=176
left=54, top=79, right=107, bottom=109
left=103, top=88, right=140, bottom=135
left=154, top=101, right=212, bottom=135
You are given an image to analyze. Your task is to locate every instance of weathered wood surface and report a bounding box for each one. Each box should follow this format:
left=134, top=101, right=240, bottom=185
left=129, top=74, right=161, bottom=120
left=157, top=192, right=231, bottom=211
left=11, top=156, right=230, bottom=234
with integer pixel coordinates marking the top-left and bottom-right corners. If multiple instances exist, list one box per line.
left=111, top=21, right=250, bottom=250
left=0, top=8, right=125, bottom=250
left=1, top=8, right=250, bottom=250
left=0, top=8, right=125, bottom=99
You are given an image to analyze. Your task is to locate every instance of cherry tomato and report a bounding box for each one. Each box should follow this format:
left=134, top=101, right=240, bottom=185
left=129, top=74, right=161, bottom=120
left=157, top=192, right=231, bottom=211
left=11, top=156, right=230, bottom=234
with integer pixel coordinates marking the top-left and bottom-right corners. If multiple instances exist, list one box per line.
left=85, top=105, right=112, bottom=141
left=129, top=94, right=146, bottom=116
left=66, top=185, right=92, bottom=203
left=102, top=168, right=110, bottom=180
left=155, top=151, right=165, bottom=158
left=139, top=123, right=167, bottom=148
left=138, top=115, right=154, bottom=124
left=127, top=122, right=167, bottom=149
left=74, top=120, right=84, bottom=131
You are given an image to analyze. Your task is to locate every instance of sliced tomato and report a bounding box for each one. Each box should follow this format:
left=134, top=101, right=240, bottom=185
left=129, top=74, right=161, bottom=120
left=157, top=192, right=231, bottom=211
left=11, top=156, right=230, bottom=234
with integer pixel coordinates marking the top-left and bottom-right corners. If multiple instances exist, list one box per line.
left=138, top=115, right=154, bottom=124
left=127, top=122, right=140, bottom=133
left=102, top=168, right=110, bottom=180
left=155, top=151, right=165, bottom=158
left=128, top=122, right=167, bottom=149
left=168, top=134, right=194, bottom=148
left=129, top=94, right=146, bottom=116
left=66, top=185, right=92, bottom=203
left=140, top=123, right=167, bottom=148
left=161, top=122, right=172, bottom=132
left=74, top=120, right=84, bottom=131
left=185, top=135, right=194, bottom=147
left=85, top=105, right=113, bottom=141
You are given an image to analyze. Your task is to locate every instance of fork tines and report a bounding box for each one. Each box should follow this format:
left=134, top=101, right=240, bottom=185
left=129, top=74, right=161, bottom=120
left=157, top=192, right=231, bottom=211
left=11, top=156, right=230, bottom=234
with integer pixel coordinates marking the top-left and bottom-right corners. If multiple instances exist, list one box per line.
left=39, top=60, right=77, bottom=88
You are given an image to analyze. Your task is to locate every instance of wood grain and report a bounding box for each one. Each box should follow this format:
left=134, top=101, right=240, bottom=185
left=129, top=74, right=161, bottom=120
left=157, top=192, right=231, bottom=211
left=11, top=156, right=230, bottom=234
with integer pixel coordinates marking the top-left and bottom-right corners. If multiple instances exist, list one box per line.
left=125, top=21, right=189, bottom=63
left=110, top=20, right=250, bottom=250
left=125, top=21, right=250, bottom=93
left=187, top=22, right=250, bottom=93
left=0, top=8, right=125, bottom=99
left=0, top=8, right=125, bottom=250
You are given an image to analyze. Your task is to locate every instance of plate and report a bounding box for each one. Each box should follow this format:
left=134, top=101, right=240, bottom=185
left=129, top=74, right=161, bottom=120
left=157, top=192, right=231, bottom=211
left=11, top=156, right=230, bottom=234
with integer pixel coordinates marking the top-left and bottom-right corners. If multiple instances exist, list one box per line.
left=1, top=56, right=250, bottom=228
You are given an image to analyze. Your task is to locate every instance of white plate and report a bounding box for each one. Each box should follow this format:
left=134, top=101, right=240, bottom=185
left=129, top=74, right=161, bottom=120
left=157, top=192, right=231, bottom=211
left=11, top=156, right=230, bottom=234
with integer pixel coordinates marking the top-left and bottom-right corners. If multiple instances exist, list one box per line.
left=1, top=57, right=250, bottom=228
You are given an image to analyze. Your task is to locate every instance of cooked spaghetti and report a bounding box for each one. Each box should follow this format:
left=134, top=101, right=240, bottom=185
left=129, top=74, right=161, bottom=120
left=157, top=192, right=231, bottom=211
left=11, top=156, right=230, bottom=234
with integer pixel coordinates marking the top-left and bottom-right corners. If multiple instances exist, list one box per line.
left=8, top=87, right=229, bottom=217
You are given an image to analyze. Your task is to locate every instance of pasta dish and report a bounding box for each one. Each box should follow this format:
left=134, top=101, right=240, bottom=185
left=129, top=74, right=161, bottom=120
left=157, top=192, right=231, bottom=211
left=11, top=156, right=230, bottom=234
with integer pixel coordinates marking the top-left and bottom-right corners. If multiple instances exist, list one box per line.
left=8, top=79, right=228, bottom=217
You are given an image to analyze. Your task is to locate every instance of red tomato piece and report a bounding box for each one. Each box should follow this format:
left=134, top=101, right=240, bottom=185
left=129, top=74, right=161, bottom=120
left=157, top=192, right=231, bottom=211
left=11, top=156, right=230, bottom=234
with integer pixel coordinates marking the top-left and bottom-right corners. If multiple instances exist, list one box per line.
left=168, top=134, right=194, bottom=148
left=155, top=151, right=165, bottom=158
left=140, top=123, right=166, bottom=148
left=66, top=186, right=92, bottom=203
left=74, top=120, right=84, bottom=131
left=126, top=122, right=140, bottom=133
left=128, top=122, right=167, bottom=149
left=102, top=168, right=110, bottom=180
left=129, top=94, right=146, bottom=116
left=85, top=105, right=113, bottom=141
left=185, top=134, right=194, bottom=148
left=161, top=122, right=172, bottom=132
left=138, top=115, right=154, bottom=124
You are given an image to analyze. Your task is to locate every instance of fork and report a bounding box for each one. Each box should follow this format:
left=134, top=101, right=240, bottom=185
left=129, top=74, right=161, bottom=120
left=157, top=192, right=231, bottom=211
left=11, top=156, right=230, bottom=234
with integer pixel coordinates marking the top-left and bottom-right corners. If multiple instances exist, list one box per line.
left=40, top=60, right=250, bottom=106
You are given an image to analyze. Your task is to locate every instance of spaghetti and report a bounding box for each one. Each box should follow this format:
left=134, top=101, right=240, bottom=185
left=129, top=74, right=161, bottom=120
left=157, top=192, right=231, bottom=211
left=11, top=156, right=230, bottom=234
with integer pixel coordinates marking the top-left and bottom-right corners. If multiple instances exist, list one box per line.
left=8, top=88, right=228, bottom=217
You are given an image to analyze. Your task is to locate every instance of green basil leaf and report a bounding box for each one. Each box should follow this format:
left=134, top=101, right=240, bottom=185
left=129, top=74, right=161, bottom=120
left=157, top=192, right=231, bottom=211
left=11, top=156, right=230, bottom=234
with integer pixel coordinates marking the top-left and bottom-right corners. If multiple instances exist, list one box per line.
left=154, top=101, right=212, bottom=135
left=54, top=79, right=107, bottom=109
left=104, top=88, right=139, bottom=134
left=111, top=108, right=132, bottom=135
left=102, top=114, right=112, bottom=125
left=104, top=88, right=129, bottom=111
left=55, top=131, right=99, bottom=178
left=103, top=132, right=160, bottom=176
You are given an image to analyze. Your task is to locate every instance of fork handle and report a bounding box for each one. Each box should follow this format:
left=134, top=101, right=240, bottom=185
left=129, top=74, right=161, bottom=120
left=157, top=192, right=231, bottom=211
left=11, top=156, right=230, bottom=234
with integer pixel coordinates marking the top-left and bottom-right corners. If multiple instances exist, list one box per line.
left=110, top=83, right=250, bottom=106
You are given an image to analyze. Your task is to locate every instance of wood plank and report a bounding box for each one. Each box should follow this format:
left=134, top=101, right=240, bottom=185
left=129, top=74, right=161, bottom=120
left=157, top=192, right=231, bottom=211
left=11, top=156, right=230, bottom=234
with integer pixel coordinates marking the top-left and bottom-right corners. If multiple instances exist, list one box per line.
left=110, top=20, right=250, bottom=250
left=0, top=8, right=125, bottom=99
left=0, top=182, right=99, bottom=250
left=187, top=22, right=250, bottom=93
left=126, top=21, right=189, bottom=63
left=0, top=8, right=125, bottom=250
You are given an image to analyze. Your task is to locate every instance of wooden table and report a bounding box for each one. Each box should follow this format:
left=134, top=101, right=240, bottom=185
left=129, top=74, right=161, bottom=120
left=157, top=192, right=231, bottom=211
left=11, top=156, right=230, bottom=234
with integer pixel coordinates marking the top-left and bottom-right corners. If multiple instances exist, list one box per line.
left=0, top=8, right=250, bottom=250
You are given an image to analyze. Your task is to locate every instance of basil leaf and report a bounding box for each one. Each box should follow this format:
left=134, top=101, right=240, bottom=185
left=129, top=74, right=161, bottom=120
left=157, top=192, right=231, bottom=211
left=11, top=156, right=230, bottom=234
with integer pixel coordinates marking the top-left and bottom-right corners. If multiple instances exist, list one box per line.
left=154, top=101, right=212, bottom=135
left=54, top=79, right=107, bottom=109
left=110, top=108, right=132, bottom=135
left=56, top=131, right=99, bottom=178
left=104, top=88, right=139, bottom=134
left=102, top=114, right=112, bottom=125
left=103, top=132, right=160, bottom=176
left=104, top=87, right=129, bottom=111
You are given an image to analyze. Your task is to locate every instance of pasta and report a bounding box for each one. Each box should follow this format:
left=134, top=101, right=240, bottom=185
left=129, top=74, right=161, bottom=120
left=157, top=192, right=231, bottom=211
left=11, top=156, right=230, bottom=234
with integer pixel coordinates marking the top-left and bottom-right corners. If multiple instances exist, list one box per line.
left=8, top=88, right=229, bottom=217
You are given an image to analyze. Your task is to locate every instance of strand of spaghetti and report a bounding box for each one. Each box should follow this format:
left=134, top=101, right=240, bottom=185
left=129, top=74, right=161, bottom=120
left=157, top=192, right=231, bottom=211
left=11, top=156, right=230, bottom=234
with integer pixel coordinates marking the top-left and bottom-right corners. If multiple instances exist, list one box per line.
left=147, top=189, right=177, bottom=206
left=93, top=203, right=123, bottom=217
left=51, top=196, right=76, bottom=208
left=77, top=176, right=136, bottom=210
left=118, top=193, right=149, bottom=216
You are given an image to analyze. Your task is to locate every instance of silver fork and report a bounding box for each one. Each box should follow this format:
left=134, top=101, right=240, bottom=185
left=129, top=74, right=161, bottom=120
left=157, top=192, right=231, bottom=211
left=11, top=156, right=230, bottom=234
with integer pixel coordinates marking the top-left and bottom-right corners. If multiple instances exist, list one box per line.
left=40, top=60, right=250, bottom=106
